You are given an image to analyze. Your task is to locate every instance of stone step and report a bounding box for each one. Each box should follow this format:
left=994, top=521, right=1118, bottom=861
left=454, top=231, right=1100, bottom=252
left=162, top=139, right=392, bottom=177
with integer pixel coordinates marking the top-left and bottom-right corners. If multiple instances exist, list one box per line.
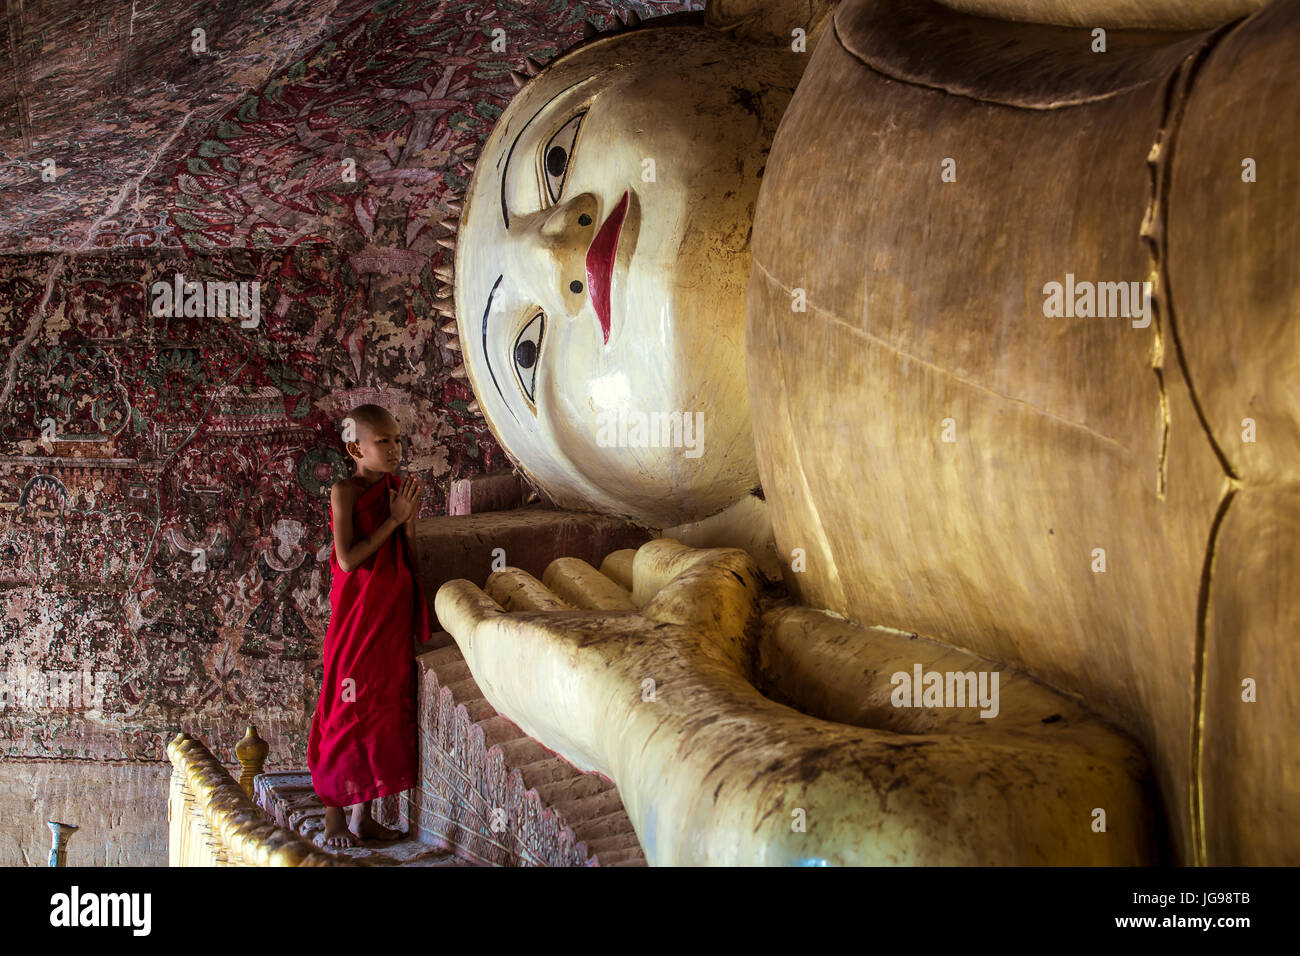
left=592, top=846, right=649, bottom=866
left=496, top=737, right=554, bottom=766
left=515, top=756, right=583, bottom=789
left=419, top=631, right=457, bottom=652
left=478, top=714, right=523, bottom=747
left=433, top=658, right=472, bottom=685
left=447, top=676, right=485, bottom=702
left=532, top=773, right=612, bottom=807
left=461, top=697, right=498, bottom=723
left=415, top=639, right=649, bottom=865
left=584, top=830, right=644, bottom=857
left=564, top=809, right=641, bottom=843
left=254, top=772, right=480, bottom=867
left=551, top=789, right=629, bottom=821
left=422, top=644, right=465, bottom=668
left=448, top=471, right=528, bottom=515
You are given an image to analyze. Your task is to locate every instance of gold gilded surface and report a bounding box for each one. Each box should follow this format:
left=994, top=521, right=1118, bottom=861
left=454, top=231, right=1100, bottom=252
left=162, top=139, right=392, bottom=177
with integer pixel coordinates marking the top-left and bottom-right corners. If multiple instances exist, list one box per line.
left=1159, top=1, right=1300, bottom=861
left=1168, top=0, right=1299, bottom=482
left=234, top=725, right=269, bottom=799
left=1199, top=489, right=1300, bottom=864
left=166, top=732, right=353, bottom=867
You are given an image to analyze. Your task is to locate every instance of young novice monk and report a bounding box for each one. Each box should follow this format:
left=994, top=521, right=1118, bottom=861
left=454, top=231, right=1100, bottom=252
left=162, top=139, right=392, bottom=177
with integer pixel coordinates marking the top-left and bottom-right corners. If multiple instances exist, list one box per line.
left=309, top=403, right=429, bottom=847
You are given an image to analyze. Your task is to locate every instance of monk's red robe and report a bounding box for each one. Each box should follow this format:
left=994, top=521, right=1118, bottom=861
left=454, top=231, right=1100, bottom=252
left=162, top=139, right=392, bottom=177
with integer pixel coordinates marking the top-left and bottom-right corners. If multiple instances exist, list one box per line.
left=308, top=473, right=430, bottom=807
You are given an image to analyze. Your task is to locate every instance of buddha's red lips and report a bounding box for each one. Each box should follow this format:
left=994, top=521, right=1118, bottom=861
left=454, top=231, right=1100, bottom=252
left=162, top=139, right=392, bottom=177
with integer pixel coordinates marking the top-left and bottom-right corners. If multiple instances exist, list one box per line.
left=585, top=190, right=629, bottom=345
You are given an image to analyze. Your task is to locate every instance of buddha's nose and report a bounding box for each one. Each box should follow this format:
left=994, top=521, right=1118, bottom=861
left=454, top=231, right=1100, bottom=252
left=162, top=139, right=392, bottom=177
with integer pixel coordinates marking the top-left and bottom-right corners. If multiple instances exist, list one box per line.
left=536, top=194, right=598, bottom=311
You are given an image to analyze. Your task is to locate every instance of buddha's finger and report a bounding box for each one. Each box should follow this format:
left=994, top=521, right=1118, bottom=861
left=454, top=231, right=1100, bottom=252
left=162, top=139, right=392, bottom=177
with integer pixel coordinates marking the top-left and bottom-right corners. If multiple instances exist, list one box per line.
left=542, top=557, right=636, bottom=610
left=434, top=578, right=506, bottom=637
left=486, top=567, right=572, bottom=611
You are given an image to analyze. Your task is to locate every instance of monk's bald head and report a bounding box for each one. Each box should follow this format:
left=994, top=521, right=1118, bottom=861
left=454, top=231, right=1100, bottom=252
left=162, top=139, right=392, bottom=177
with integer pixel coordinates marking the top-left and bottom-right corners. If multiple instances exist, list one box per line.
left=342, top=404, right=397, bottom=444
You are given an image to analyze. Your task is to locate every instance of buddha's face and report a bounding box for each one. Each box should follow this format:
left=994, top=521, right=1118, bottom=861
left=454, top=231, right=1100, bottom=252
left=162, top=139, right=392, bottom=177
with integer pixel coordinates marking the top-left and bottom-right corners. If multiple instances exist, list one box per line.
left=455, top=26, right=794, bottom=527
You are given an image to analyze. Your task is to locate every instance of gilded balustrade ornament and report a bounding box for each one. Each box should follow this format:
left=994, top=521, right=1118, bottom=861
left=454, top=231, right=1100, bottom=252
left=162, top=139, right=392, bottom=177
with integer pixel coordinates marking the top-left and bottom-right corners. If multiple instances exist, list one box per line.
left=235, top=725, right=270, bottom=799
left=438, top=0, right=1299, bottom=865
left=167, top=732, right=354, bottom=867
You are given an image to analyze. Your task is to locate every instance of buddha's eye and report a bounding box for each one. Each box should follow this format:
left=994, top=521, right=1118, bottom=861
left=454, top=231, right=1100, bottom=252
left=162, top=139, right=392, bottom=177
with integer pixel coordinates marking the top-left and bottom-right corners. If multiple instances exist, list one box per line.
left=513, top=312, right=545, bottom=404
left=542, top=112, right=585, bottom=203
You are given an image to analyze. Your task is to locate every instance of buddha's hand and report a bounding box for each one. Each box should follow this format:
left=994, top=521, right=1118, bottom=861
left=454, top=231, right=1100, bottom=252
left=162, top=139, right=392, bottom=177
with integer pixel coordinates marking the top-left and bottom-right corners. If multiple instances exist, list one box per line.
left=434, top=538, right=1153, bottom=865
left=434, top=540, right=761, bottom=780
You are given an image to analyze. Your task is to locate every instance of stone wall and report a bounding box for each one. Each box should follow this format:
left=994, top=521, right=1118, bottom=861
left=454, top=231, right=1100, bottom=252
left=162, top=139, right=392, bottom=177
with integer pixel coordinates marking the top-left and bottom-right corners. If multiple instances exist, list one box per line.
left=0, top=759, right=171, bottom=866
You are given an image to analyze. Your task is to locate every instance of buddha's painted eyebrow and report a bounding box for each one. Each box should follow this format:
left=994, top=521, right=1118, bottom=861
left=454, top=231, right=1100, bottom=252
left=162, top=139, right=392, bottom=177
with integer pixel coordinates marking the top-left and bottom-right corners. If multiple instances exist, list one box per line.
left=500, top=78, right=585, bottom=230
left=480, top=274, right=519, bottom=426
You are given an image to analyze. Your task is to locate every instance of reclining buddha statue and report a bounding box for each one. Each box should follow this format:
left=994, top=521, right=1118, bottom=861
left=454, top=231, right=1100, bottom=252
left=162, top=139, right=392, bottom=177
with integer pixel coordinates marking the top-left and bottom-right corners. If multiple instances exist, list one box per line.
left=436, top=0, right=1297, bottom=864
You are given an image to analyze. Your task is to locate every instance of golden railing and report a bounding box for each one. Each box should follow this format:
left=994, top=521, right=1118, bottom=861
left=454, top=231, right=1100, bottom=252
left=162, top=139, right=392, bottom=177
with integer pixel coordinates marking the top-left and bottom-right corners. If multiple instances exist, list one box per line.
left=167, top=728, right=357, bottom=867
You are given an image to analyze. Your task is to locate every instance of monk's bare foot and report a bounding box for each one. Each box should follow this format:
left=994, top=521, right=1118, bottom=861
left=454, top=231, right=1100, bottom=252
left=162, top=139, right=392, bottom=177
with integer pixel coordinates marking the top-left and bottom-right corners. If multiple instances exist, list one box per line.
left=351, top=805, right=405, bottom=842
left=321, top=806, right=356, bottom=848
